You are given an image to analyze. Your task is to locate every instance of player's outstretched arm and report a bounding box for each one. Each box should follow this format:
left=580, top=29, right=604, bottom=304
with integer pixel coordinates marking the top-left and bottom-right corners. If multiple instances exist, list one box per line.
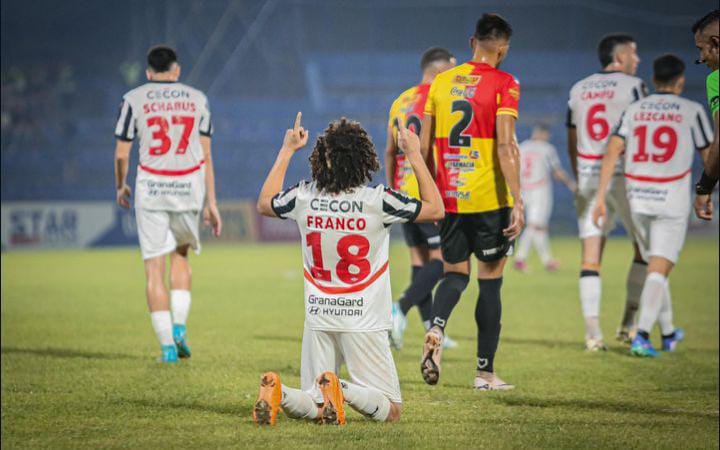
left=384, top=125, right=398, bottom=189
left=114, top=140, right=132, bottom=209
left=398, top=122, right=444, bottom=222
left=591, top=136, right=624, bottom=227
left=201, top=136, right=222, bottom=237
left=496, top=115, right=524, bottom=240
left=257, top=112, right=309, bottom=217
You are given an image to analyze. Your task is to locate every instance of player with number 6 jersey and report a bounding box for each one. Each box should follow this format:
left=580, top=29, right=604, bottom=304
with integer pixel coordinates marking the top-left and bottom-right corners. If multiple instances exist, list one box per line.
left=113, top=45, right=222, bottom=363
left=254, top=114, right=444, bottom=425
left=592, top=54, right=713, bottom=357
left=567, top=34, right=648, bottom=351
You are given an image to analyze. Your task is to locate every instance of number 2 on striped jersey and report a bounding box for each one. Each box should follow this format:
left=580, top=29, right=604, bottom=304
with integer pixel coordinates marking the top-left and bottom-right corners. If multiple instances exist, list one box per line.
left=306, top=232, right=371, bottom=284
left=147, top=115, right=195, bottom=156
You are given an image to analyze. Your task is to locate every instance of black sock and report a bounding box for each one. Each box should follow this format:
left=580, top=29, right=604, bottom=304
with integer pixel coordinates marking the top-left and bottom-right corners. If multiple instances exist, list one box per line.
left=661, top=331, right=676, bottom=339
left=400, top=259, right=443, bottom=317
left=399, top=266, right=423, bottom=315
left=476, top=278, right=503, bottom=373
left=638, top=330, right=650, bottom=340
left=418, top=294, right=433, bottom=323
left=430, top=272, right=469, bottom=331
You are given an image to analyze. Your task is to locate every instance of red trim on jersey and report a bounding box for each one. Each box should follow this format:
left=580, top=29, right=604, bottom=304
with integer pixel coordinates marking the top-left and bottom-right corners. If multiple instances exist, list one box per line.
left=576, top=151, right=604, bottom=160
left=433, top=137, right=459, bottom=213
left=139, top=160, right=205, bottom=176
left=624, top=169, right=691, bottom=183
left=304, top=261, right=389, bottom=294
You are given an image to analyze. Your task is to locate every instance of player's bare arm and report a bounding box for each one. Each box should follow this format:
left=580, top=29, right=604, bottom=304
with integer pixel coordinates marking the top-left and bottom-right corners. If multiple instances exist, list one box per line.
left=114, top=139, right=132, bottom=209
left=567, top=127, right=579, bottom=180
left=553, top=168, right=577, bottom=192
left=397, top=122, right=444, bottom=222
left=257, top=112, right=309, bottom=217
left=420, top=115, right=436, bottom=174
left=496, top=114, right=525, bottom=240
left=591, top=135, right=625, bottom=227
left=200, top=135, right=222, bottom=237
left=384, top=125, right=398, bottom=189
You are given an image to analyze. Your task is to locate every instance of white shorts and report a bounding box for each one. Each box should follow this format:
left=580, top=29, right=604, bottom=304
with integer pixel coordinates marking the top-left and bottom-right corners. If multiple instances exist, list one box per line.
left=631, top=213, right=688, bottom=264
left=136, top=208, right=201, bottom=260
left=575, top=178, right=635, bottom=240
left=522, top=188, right=552, bottom=227
left=301, top=328, right=402, bottom=404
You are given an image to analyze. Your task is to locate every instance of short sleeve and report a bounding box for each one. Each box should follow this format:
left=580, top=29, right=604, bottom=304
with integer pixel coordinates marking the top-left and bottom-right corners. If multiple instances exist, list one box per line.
left=632, top=80, right=648, bottom=102
left=612, top=109, right=630, bottom=140
left=424, top=80, right=438, bottom=117
left=382, top=187, right=421, bottom=225
left=271, top=182, right=301, bottom=220
left=566, top=106, right=575, bottom=128
left=114, top=97, right=137, bottom=142
left=497, top=75, right=520, bottom=118
left=199, top=96, right=213, bottom=137
left=691, top=105, right=714, bottom=151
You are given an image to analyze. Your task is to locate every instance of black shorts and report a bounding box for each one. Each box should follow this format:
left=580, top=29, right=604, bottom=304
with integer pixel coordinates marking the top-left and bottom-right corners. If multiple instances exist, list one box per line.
left=401, top=222, right=441, bottom=249
left=440, top=208, right=513, bottom=263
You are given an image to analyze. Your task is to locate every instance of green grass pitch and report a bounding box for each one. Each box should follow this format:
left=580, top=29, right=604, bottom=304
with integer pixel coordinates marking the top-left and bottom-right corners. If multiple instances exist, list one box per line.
left=2, top=237, right=718, bottom=449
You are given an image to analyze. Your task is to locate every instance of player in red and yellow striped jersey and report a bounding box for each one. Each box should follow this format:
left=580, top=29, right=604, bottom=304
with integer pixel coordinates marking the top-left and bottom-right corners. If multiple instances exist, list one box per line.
left=419, top=14, right=524, bottom=390
left=385, top=47, right=457, bottom=351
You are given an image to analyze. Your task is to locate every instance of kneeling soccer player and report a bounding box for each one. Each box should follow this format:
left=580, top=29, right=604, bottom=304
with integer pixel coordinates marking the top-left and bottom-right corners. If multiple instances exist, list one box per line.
left=592, top=54, right=713, bottom=357
left=254, top=113, right=444, bottom=425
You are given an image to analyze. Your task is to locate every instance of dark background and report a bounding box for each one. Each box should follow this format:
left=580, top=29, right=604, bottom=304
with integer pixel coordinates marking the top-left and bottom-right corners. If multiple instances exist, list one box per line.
left=1, top=0, right=715, bottom=230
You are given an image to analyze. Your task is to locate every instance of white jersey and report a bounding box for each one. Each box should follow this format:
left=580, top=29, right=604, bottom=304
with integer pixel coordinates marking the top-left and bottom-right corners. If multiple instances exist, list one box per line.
left=519, top=139, right=561, bottom=191
left=271, top=181, right=421, bottom=332
left=114, top=81, right=213, bottom=211
left=614, top=93, right=713, bottom=217
left=568, top=71, right=646, bottom=190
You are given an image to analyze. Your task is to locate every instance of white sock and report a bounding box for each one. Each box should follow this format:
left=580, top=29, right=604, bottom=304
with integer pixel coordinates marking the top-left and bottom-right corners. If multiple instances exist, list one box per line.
left=423, top=320, right=431, bottom=331
left=637, top=272, right=667, bottom=334
left=658, top=280, right=674, bottom=336
left=622, top=262, right=646, bottom=329
left=340, top=380, right=391, bottom=422
left=532, top=229, right=553, bottom=265
left=579, top=274, right=602, bottom=340
left=280, top=385, right=318, bottom=420
left=170, top=290, right=191, bottom=325
left=516, top=228, right=534, bottom=261
left=150, top=311, right=174, bottom=346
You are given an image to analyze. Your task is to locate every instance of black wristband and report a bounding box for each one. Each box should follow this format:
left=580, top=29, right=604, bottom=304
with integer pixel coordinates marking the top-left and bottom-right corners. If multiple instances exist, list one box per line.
left=696, top=171, right=719, bottom=195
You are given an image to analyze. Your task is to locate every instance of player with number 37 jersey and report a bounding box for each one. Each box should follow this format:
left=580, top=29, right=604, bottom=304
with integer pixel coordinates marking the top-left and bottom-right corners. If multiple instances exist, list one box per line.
left=115, top=79, right=213, bottom=211
left=113, top=46, right=221, bottom=364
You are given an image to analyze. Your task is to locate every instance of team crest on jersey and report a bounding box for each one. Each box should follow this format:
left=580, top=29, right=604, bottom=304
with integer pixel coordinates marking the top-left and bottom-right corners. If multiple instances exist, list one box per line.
left=453, top=75, right=481, bottom=86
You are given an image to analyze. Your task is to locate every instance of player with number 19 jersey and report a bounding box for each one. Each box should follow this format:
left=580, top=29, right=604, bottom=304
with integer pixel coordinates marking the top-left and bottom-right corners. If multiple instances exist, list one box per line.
left=567, top=71, right=646, bottom=238
left=614, top=93, right=713, bottom=262
left=115, top=81, right=213, bottom=212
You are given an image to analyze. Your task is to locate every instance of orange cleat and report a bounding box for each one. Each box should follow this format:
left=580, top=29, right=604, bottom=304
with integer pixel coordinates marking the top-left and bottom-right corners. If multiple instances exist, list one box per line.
left=253, top=372, right=282, bottom=426
left=316, top=371, right=346, bottom=425
left=421, top=327, right=444, bottom=385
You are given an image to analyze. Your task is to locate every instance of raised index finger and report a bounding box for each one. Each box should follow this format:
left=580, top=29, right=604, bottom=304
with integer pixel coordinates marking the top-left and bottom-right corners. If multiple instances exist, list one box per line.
left=293, top=112, right=302, bottom=132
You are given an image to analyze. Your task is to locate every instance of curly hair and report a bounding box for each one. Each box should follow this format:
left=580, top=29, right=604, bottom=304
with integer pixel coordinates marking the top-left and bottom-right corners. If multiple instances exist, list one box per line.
left=309, top=118, right=380, bottom=194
